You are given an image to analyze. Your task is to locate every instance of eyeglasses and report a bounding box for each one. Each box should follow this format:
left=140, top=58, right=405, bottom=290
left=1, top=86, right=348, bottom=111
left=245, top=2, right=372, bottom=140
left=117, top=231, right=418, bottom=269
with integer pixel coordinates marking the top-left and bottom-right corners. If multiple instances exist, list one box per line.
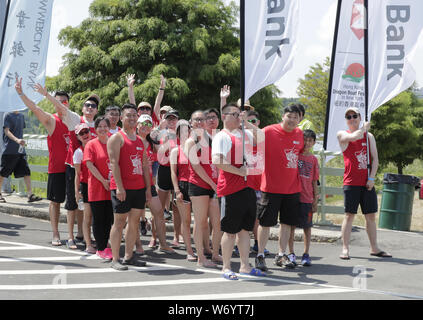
left=84, top=103, right=97, bottom=109
left=78, top=129, right=90, bottom=136
left=140, top=122, right=153, bottom=127
left=248, top=119, right=258, bottom=124
left=138, top=107, right=151, bottom=112
left=223, top=112, right=240, bottom=119
left=192, top=118, right=205, bottom=123
left=206, top=116, right=218, bottom=121
left=345, top=114, right=359, bottom=120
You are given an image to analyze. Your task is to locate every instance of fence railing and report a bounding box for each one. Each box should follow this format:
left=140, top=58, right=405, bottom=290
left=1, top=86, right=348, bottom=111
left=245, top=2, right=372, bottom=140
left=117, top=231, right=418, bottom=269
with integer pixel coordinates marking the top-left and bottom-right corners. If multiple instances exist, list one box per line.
left=11, top=136, right=347, bottom=225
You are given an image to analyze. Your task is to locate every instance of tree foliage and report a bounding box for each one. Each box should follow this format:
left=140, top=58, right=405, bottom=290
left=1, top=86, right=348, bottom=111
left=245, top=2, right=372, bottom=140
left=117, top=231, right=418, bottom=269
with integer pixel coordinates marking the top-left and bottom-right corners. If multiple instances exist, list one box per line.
left=44, top=0, right=281, bottom=125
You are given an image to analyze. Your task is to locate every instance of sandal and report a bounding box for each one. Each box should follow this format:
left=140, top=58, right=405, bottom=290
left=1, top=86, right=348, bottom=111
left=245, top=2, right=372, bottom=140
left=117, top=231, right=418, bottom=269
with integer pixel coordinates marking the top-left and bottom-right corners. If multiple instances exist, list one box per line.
left=28, top=194, right=42, bottom=203
left=222, top=270, right=238, bottom=280
left=0, top=195, right=6, bottom=203
left=187, top=254, right=198, bottom=262
left=66, top=239, right=77, bottom=250
left=51, top=238, right=62, bottom=246
left=239, top=268, right=266, bottom=277
left=160, top=247, right=175, bottom=254
left=370, top=251, right=392, bottom=258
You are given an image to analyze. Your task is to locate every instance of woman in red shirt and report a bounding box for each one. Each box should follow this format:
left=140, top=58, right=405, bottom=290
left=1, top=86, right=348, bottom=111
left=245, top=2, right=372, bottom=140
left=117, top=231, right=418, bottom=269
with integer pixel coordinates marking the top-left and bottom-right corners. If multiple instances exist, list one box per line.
left=184, top=111, right=221, bottom=268
left=84, top=117, right=114, bottom=260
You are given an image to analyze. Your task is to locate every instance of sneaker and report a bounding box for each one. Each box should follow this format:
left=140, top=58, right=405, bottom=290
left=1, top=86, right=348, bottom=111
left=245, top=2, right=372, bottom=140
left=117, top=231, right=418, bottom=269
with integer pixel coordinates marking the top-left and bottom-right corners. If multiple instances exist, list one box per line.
left=97, top=250, right=112, bottom=260
left=274, top=254, right=295, bottom=269
left=251, top=243, right=270, bottom=256
left=164, top=209, right=172, bottom=221
left=111, top=260, right=128, bottom=271
left=301, top=253, right=312, bottom=266
left=122, top=256, right=147, bottom=267
left=288, top=253, right=297, bottom=266
left=233, top=245, right=239, bottom=257
left=255, top=255, right=268, bottom=272
left=140, top=219, right=147, bottom=236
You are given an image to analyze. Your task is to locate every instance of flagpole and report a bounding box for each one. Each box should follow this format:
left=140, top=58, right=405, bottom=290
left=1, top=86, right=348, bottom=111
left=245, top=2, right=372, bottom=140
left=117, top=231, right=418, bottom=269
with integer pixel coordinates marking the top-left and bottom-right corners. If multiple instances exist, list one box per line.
left=240, top=0, right=247, bottom=181
left=323, top=0, right=342, bottom=151
left=0, top=0, right=11, bottom=64
left=363, top=0, right=371, bottom=178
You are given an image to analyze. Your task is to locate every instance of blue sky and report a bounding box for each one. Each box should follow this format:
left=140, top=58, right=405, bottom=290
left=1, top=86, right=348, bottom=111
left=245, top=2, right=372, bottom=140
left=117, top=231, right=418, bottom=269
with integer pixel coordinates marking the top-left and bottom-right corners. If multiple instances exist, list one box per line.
left=46, top=0, right=423, bottom=98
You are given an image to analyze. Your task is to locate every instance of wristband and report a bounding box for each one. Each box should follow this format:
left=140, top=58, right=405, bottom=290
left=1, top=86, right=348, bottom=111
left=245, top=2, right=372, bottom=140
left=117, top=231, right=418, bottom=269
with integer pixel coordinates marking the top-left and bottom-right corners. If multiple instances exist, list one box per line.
left=368, top=177, right=375, bottom=181
left=18, top=93, right=24, bottom=96
left=159, top=88, right=165, bottom=90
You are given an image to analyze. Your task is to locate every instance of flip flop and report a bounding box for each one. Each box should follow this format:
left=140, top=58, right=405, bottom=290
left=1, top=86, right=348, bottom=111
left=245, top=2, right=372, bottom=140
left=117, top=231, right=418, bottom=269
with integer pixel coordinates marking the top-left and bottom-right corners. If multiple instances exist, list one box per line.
left=370, top=251, right=392, bottom=258
left=0, top=195, right=6, bottom=203
left=28, top=194, right=42, bottom=203
left=339, top=254, right=350, bottom=260
left=66, top=239, right=77, bottom=250
left=222, top=271, right=238, bottom=280
left=239, top=267, right=266, bottom=277
left=51, top=239, right=62, bottom=246
left=160, top=247, right=176, bottom=254
left=187, top=254, right=198, bottom=262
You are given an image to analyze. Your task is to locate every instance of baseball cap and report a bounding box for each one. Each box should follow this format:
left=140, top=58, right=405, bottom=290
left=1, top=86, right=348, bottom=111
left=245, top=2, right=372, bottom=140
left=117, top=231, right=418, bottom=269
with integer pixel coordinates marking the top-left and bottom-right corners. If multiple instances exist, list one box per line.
left=85, top=93, right=100, bottom=106
left=137, top=114, right=153, bottom=124
left=344, top=107, right=360, bottom=116
left=164, top=109, right=179, bottom=119
left=237, top=98, right=255, bottom=111
left=138, top=102, right=152, bottom=110
left=75, top=123, right=90, bottom=135
left=160, top=105, right=172, bottom=113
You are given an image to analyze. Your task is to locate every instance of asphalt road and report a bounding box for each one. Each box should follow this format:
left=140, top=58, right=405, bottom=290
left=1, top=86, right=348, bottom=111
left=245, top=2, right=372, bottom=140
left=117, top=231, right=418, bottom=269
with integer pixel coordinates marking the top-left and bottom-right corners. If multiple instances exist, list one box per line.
left=0, top=211, right=422, bottom=307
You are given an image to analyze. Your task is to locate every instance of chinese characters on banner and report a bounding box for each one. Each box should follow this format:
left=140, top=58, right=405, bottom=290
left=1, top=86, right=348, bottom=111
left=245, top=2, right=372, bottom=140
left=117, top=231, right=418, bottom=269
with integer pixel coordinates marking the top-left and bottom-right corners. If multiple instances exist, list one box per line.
left=0, top=0, right=54, bottom=112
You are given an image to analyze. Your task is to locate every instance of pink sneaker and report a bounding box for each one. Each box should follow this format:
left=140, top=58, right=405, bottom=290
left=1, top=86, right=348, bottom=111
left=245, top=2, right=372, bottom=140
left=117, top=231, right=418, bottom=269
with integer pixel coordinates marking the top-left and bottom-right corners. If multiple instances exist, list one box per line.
left=97, top=250, right=112, bottom=260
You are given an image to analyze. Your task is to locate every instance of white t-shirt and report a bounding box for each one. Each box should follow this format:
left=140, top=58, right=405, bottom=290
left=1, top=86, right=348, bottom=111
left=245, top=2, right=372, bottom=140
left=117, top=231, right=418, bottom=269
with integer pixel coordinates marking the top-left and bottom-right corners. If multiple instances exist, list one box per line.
left=212, top=129, right=253, bottom=158
left=63, top=109, right=95, bottom=131
left=73, top=148, right=84, bottom=166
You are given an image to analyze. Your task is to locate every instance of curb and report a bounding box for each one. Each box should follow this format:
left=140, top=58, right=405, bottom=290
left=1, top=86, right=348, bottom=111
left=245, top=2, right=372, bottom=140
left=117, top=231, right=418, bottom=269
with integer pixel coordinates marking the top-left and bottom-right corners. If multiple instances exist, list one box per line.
left=0, top=195, right=342, bottom=243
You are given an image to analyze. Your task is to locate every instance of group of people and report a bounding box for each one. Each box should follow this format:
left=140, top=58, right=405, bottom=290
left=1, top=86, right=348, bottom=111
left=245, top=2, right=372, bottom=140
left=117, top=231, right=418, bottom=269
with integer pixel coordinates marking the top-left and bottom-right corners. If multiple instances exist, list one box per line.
left=3, top=73, right=391, bottom=277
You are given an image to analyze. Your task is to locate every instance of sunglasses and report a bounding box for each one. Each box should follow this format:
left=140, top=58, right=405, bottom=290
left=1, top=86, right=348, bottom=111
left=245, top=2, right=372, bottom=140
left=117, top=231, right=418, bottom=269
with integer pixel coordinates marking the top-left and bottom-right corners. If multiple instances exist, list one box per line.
left=345, top=114, right=359, bottom=120
left=78, top=129, right=90, bottom=136
left=138, top=106, right=151, bottom=111
left=223, top=112, right=240, bottom=119
left=248, top=119, right=258, bottom=124
left=140, top=122, right=153, bottom=127
left=84, top=103, right=97, bottom=109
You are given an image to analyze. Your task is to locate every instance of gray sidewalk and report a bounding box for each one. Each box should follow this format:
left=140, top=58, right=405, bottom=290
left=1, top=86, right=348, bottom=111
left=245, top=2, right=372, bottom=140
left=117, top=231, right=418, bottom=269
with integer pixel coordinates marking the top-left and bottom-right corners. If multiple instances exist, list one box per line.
left=0, top=193, right=342, bottom=243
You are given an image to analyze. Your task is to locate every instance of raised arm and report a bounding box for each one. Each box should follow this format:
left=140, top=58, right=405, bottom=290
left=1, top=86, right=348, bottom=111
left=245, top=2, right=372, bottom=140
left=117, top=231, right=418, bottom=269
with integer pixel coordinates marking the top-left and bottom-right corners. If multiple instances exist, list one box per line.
left=153, top=74, right=166, bottom=121
left=337, top=122, right=371, bottom=151
left=127, top=74, right=136, bottom=105
left=15, top=78, right=56, bottom=135
left=220, top=85, right=230, bottom=114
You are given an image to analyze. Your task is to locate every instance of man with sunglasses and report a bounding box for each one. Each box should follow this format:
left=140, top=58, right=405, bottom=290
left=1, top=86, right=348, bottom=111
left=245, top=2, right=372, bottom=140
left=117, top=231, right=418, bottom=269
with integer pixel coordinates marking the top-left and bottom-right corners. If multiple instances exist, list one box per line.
left=337, top=107, right=391, bottom=260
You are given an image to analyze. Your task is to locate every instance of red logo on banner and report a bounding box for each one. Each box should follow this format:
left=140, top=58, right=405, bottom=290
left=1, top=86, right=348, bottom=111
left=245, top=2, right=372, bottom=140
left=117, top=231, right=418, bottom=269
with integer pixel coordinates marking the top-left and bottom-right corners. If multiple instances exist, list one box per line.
left=342, top=63, right=365, bottom=83
left=350, top=0, right=365, bottom=40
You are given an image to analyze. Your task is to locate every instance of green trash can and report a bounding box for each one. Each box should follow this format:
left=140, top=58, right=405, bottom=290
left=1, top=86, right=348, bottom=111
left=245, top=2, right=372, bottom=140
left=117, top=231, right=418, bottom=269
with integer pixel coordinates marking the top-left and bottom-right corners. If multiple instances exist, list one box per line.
left=379, top=173, right=420, bottom=231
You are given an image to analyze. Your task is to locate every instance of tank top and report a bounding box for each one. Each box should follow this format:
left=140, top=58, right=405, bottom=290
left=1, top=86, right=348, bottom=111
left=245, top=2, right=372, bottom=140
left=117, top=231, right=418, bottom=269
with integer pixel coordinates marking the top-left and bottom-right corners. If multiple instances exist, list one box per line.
left=343, top=131, right=371, bottom=186
left=110, top=131, right=146, bottom=190
left=47, top=114, right=70, bottom=173
left=188, top=140, right=218, bottom=190
left=177, top=145, right=190, bottom=182
left=65, top=116, right=96, bottom=166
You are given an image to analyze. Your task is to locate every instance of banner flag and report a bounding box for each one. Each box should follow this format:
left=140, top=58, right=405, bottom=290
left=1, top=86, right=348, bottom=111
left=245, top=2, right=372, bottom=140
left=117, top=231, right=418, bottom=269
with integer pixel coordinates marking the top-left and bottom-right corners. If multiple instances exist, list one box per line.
left=324, top=0, right=365, bottom=153
left=367, top=1, right=423, bottom=112
left=324, top=0, right=423, bottom=154
left=0, top=0, right=54, bottom=112
left=243, top=0, right=299, bottom=101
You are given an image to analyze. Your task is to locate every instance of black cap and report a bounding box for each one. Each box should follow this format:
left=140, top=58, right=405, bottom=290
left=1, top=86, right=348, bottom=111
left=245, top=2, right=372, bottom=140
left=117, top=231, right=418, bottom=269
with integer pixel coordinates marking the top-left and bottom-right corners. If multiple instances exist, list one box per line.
left=164, top=109, right=179, bottom=119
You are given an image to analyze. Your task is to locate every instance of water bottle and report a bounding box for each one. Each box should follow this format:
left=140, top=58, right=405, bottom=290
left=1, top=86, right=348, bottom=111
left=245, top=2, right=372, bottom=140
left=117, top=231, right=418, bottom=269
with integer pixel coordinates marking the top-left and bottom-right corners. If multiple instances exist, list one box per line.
left=78, top=199, right=84, bottom=211
left=18, top=145, right=24, bottom=154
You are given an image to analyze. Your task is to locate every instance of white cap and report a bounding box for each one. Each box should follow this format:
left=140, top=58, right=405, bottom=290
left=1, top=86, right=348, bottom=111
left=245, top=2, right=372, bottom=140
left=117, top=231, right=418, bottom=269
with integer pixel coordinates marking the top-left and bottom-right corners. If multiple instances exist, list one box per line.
left=137, top=114, right=153, bottom=123
left=345, top=107, right=360, bottom=116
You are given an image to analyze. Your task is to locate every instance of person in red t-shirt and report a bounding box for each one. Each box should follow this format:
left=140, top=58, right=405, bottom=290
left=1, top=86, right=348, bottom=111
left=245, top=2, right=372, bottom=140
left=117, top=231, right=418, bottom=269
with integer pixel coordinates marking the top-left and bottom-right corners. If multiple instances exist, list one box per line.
left=15, top=79, right=72, bottom=247
left=255, top=104, right=304, bottom=272
left=337, top=107, right=391, bottom=260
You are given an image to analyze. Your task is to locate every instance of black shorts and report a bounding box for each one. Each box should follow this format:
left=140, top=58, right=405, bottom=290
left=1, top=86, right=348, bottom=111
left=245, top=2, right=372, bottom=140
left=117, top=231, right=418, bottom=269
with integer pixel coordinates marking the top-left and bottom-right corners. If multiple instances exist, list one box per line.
left=157, top=165, right=173, bottom=191
left=47, top=172, right=66, bottom=203
left=188, top=182, right=215, bottom=198
left=80, top=182, right=89, bottom=203
left=178, top=181, right=190, bottom=202
left=220, top=188, right=257, bottom=234
left=0, top=154, right=31, bottom=178
left=111, top=188, right=147, bottom=214
left=64, top=165, right=78, bottom=211
left=343, top=185, right=378, bottom=214
left=298, top=202, right=313, bottom=229
left=257, top=192, right=300, bottom=227
left=151, top=185, right=158, bottom=198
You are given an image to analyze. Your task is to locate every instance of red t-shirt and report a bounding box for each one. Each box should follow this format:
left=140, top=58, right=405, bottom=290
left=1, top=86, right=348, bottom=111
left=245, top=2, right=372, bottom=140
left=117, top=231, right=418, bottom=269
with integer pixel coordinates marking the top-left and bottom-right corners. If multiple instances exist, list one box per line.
left=260, top=124, right=304, bottom=194
left=343, top=132, right=370, bottom=186
left=110, top=131, right=146, bottom=190
left=47, top=114, right=69, bottom=174
left=298, top=153, right=319, bottom=203
left=65, top=116, right=97, bottom=166
left=83, top=138, right=112, bottom=202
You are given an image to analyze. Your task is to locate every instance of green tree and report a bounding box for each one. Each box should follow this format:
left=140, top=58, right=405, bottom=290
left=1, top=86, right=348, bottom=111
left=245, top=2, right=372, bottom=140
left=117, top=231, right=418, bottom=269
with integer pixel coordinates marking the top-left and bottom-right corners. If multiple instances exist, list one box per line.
left=44, top=0, right=281, bottom=125
left=371, top=90, right=423, bottom=174
left=296, top=56, right=331, bottom=134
